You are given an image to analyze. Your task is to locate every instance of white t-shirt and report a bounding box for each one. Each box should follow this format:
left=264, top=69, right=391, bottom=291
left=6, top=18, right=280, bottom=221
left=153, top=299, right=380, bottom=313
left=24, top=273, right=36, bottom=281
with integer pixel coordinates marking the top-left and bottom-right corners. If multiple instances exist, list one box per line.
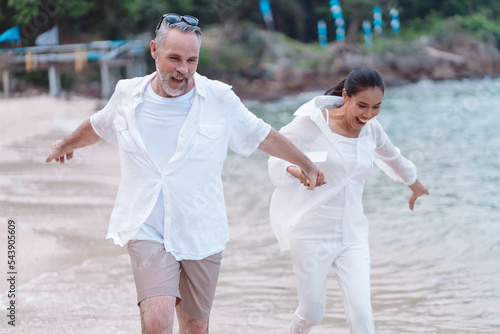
left=129, top=83, right=194, bottom=243
left=321, top=123, right=359, bottom=212
left=331, top=132, right=358, bottom=171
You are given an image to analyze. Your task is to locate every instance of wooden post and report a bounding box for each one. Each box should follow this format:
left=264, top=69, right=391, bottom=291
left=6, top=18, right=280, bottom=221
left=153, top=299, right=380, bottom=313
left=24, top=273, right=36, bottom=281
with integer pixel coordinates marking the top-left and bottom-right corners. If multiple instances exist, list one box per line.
left=110, top=66, right=121, bottom=92
left=48, top=66, right=61, bottom=96
left=2, top=70, right=11, bottom=97
left=100, top=62, right=111, bottom=99
left=126, top=61, right=136, bottom=79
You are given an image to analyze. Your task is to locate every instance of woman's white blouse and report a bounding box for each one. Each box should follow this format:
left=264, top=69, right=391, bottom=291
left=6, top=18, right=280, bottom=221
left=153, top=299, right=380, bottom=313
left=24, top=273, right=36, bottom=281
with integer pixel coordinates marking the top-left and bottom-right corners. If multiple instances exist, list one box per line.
left=268, top=95, right=417, bottom=250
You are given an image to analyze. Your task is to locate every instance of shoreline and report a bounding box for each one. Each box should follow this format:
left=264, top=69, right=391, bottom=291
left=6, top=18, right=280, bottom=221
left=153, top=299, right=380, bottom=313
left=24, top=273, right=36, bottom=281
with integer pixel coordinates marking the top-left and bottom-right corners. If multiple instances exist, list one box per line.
left=2, top=69, right=499, bottom=104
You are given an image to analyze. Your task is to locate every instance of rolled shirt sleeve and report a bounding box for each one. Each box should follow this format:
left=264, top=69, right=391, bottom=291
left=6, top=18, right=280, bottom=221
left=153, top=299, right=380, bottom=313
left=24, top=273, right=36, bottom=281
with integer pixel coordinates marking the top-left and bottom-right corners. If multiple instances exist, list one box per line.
left=89, top=81, right=126, bottom=144
left=227, top=90, right=271, bottom=157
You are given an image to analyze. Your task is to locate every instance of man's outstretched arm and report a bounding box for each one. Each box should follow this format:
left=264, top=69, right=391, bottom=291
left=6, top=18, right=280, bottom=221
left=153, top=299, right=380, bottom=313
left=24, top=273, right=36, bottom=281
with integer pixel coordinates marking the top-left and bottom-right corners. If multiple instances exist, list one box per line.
left=258, top=128, right=324, bottom=190
left=46, top=118, right=102, bottom=163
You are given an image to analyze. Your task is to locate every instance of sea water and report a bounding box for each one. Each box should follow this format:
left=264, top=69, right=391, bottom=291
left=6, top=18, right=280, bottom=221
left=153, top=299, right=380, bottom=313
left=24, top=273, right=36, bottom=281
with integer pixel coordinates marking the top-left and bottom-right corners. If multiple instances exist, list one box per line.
left=0, top=78, right=499, bottom=333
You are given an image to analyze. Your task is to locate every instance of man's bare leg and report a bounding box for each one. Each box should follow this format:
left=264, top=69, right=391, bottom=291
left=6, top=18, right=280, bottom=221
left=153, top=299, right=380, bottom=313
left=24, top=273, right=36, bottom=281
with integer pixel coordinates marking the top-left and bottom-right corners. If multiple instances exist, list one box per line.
left=176, top=304, right=209, bottom=334
left=140, top=295, right=177, bottom=334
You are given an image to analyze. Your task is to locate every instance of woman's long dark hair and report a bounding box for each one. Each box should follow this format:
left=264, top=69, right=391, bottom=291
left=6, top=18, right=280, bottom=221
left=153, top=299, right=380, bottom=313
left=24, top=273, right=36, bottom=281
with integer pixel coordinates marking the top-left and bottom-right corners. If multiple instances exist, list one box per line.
left=325, top=67, right=385, bottom=97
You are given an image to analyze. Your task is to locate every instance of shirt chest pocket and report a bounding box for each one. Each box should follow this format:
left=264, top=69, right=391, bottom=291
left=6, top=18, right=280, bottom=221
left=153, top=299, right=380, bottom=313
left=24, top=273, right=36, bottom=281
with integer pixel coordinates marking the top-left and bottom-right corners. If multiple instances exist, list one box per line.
left=114, top=118, right=138, bottom=153
left=190, top=123, right=225, bottom=160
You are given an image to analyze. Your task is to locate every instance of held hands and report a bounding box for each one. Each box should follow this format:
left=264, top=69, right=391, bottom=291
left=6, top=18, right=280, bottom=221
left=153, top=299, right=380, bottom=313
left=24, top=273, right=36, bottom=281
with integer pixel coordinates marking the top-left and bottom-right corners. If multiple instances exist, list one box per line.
left=46, top=140, right=74, bottom=163
left=287, top=166, right=326, bottom=190
left=408, top=179, right=430, bottom=211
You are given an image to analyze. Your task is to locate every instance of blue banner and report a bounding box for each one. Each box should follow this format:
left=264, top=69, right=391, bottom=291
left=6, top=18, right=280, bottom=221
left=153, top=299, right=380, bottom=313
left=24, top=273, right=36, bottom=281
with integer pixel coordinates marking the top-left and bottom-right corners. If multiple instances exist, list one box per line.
left=318, top=20, right=328, bottom=46
left=329, top=0, right=345, bottom=41
left=0, top=26, right=21, bottom=44
left=390, top=8, right=401, bottom=34
left=373, top=6, right=382, bottom=34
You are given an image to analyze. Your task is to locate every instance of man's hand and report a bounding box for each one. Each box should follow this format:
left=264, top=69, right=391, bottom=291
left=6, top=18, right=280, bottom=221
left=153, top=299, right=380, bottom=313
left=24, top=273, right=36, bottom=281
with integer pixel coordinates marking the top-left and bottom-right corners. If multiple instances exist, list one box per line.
left=46, top=140, right=74, bottom=163
left=287, top=166, right=326, bottom=190
left=45, top=118, right=101, bottom=164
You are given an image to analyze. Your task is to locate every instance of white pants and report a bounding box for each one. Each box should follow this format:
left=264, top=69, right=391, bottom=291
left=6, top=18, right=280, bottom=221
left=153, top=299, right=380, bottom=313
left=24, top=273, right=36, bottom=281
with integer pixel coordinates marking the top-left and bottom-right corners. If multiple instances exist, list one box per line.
left=289, top=206, right=374, bottom=334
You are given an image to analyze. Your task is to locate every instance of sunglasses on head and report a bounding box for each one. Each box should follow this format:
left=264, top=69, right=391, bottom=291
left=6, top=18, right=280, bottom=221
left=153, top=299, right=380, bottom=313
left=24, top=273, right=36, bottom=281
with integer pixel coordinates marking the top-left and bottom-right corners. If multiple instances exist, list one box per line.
left=155, top=13, right=199, bottom=33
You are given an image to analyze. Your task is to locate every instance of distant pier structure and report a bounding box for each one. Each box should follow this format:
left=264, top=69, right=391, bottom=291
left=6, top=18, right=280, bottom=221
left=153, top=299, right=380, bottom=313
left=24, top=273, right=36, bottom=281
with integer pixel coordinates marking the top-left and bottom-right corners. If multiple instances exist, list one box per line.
left=0, top=40, right=147, bottom=98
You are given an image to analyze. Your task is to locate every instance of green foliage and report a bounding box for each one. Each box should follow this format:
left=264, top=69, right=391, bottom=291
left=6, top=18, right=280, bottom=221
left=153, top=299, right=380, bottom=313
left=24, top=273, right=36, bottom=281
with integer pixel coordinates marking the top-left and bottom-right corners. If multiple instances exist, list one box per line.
left=340, top=0, right=375, bottom=41
left=456, top=13, right=500, bottom=46
left=2, top=0, right=500, bottom=62
left=212, top=42, right=254, bottom=77
left=367, top=35, right=421, bottom=56
left=60, top=71, right=76, bottom=88
left=1, top=0, right=499, bottom=45
left=268, top=0, right=307, bottom=41
left=7, top=0, right=40, bottom=25
left=196, top=47, right=211, bottom=74
left=18, top=70, right=48, bottom=85
left=133, top=0, right=195, bottom=37
left=400, top=12, right=447, bottom=40
left=202, top=23, right=270, bottom=79
left=293, top=58, right=317, bottom=70
left=18, top=70, right=76, bottom=90
left=0, top=0, right=198, bottom=44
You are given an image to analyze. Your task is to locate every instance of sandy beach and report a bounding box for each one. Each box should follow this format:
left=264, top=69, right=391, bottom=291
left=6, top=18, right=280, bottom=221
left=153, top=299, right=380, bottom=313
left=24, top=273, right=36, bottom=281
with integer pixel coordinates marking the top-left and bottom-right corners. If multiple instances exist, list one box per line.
left=0, top=95, right=140, bottom=332
left=0, top=95, right=122, bottom=280
left=0, top=96, right=103, bottom=161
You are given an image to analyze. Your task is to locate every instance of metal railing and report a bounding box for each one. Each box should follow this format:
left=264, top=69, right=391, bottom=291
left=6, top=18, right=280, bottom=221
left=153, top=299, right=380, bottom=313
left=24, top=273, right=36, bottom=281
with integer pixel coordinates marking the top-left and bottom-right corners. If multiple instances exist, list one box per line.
left=0, top=40, right=147, bottom=98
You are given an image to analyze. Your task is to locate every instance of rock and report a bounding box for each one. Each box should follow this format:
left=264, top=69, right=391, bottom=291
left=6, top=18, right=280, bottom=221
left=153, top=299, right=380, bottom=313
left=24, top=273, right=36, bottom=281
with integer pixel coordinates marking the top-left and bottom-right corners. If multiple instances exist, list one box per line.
left=430, top=62, right=457, bottom=80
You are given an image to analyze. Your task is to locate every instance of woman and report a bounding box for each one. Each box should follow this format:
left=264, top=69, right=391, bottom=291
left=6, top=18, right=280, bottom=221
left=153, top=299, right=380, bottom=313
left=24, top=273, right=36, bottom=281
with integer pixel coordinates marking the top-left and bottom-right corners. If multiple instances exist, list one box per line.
left=268, top=67, right=429, bottom=333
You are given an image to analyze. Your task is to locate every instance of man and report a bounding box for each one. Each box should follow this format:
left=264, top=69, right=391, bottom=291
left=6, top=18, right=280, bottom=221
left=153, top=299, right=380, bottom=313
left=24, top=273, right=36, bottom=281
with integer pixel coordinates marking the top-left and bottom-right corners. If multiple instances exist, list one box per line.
left=46, top=14, right=324, bottom=334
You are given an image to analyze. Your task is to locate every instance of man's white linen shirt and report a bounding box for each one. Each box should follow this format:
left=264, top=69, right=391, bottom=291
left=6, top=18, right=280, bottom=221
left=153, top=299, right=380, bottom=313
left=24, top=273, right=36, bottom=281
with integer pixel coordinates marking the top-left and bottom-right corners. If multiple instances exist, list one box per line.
left=90, top=72, right=271, bottom=260
left=268, top=95, right=417, bottom=250
left=121, top=82, right=193, bottom=246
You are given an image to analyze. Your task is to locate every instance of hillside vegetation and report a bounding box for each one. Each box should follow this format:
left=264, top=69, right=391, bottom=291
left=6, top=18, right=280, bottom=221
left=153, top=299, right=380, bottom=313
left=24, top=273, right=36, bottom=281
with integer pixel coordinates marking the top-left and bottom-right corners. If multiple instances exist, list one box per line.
left=1, top=1, right=499, bottom=99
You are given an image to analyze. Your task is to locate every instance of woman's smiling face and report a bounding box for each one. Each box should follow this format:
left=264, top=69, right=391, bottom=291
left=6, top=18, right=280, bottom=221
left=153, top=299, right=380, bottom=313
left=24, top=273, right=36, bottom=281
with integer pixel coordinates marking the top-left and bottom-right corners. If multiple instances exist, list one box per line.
left=343, top=86, right=384, bottom=129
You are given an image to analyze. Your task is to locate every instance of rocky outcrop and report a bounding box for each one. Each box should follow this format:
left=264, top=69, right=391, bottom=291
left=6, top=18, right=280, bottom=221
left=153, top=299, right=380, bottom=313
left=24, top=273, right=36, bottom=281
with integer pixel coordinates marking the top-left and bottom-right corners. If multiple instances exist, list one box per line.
left=228, top=32, right=500, bottom=101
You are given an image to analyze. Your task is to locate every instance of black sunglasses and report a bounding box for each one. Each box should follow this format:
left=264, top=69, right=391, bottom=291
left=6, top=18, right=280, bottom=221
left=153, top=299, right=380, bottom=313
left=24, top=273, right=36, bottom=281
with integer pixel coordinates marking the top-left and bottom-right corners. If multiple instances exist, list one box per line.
left=155, top=13, right=199, bottom=33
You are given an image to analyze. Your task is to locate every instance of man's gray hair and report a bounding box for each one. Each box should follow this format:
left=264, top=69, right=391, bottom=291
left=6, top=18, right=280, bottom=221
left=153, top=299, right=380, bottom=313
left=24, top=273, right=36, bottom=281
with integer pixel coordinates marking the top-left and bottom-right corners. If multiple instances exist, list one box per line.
left=155, top=21, right=202, bottom=49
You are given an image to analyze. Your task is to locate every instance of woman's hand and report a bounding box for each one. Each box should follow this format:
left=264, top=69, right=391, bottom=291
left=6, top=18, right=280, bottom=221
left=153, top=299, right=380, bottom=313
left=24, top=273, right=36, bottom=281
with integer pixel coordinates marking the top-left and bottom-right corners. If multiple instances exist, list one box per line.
left=287, top=166, right=326, bottom=188
left=408, top=179, right=430, bottom=210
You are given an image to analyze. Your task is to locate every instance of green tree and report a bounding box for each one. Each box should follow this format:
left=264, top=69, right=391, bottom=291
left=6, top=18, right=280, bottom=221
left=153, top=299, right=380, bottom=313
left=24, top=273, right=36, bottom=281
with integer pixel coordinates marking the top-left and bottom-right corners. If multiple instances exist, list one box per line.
left=1, top=0, right=196, bottom=45
left=340, top=0, right=373, bottom=42
left=2, top=0, right=500, bottom=46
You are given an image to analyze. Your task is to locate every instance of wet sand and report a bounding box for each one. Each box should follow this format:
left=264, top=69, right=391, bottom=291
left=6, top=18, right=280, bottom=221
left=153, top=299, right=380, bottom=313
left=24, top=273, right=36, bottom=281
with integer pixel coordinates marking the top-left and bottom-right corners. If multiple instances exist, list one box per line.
left=0, top=95, right=121, bottom=283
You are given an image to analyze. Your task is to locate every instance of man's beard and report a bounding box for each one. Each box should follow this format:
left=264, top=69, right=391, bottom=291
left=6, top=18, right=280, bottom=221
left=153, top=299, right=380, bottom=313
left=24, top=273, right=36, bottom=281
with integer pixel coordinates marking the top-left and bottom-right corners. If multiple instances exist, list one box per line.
left=158, top=71, right=191, bottom=97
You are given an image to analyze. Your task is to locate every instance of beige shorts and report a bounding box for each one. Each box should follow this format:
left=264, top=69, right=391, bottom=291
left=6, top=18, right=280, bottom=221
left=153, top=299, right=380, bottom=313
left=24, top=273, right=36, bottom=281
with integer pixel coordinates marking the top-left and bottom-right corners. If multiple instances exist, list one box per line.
left=127, top=239, right=223, bottom=320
